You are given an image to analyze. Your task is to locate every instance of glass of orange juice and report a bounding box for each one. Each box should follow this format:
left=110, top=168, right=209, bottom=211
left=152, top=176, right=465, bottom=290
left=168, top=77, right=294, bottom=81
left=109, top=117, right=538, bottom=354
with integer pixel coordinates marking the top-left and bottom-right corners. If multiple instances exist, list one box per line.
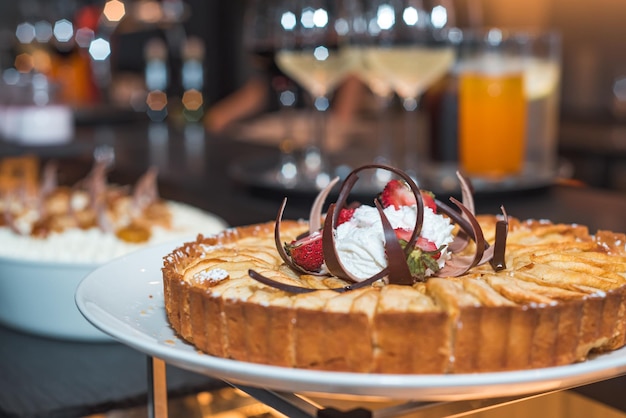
left=457, top=29, right=529, bottom=178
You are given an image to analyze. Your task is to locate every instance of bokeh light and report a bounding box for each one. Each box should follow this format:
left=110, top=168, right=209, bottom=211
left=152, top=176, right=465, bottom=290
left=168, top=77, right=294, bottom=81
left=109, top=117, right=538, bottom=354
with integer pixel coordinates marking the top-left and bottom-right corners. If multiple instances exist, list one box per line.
left=136, top=0, right=164, bottom=24
left=53, top=19, right=74, bottom=42
left=75, top=27, right=95, bottom=48
left=14, top=53, right=34, bottom=73
left=32, top=49, right=53, bottom=73
left=2, top=68, right=20, bottom=85
left=182, top=89, right=203, bottom=111
left=89, top=38, right=111, bottom=60
left=103, top=0, right=126, bottom=22
left=146, top=90, right=168, bottom=111
left=281, top=11, right=296, bottom=30
left=34, top=21, right=53, bottom=42
left=16, top=23, right=36, bottom=44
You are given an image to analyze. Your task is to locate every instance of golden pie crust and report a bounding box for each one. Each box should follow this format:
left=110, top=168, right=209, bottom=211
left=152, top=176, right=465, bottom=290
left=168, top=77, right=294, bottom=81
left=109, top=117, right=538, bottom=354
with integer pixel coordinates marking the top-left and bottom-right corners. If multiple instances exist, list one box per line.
left=162, top=216, right=626, bottom=374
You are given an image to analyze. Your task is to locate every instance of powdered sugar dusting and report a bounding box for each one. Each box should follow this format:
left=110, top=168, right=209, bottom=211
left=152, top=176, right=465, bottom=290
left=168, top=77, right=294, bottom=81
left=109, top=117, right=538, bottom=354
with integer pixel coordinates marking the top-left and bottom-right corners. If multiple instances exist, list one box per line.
left=192, top=268, right=229, bottom=285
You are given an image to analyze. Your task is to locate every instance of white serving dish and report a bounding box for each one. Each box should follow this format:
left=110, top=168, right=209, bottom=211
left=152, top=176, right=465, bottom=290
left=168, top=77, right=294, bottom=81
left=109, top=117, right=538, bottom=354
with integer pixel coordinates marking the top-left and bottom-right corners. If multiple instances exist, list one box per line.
left=0, top=203, right=228, bottom=342
left=0, top=255, right=107, bottom=341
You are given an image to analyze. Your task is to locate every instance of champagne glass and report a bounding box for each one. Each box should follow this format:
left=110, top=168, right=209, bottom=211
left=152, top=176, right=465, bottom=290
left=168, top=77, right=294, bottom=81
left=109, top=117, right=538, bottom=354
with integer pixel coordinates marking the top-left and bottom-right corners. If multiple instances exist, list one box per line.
left=361, top=0, right=456, bottom=182
left=275, top=0, right=357, bottom=189
left=242, top=0, right=301, bottom=187
left=344, top=1, right=397, bottom=186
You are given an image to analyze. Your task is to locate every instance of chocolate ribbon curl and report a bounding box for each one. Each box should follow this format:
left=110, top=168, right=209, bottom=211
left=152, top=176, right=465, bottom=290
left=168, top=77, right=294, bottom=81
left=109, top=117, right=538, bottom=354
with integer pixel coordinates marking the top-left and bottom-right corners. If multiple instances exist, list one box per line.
left=322, top=203, right=363, bottom=282
left=437, top=197, right=486, bottom=277
left=308, top=176, right=340, bottom=233
left=274, top=198, right=325, bottom=276
left=375, top=200, right=414, bottom=285
left=257, top=164, right=510, bottom=294
left=323, top=164, right=425, bottom=283
left=489, top=207, right=509, bottom=271
left=447, top=171, right=474, bottom=253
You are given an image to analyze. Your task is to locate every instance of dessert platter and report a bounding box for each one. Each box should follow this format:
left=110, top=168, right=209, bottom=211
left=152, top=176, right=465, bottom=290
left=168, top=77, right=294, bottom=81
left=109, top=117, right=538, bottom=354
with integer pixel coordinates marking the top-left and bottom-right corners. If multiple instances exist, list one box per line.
left=78, top=164, right=626, bottom=401
left=0, top=155, right=227, bottom=340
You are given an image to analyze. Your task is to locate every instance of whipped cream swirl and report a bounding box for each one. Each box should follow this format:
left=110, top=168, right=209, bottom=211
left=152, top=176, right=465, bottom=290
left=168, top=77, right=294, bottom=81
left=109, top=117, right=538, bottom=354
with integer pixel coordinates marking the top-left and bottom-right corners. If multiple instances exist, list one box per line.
left=334, top=204, right=455, bottom=281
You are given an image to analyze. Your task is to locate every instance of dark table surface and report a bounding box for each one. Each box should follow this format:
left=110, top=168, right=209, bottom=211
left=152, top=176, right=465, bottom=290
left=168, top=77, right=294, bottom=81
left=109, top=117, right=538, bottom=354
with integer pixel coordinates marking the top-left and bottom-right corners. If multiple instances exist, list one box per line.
left=2, top=120, right=626, bottom=417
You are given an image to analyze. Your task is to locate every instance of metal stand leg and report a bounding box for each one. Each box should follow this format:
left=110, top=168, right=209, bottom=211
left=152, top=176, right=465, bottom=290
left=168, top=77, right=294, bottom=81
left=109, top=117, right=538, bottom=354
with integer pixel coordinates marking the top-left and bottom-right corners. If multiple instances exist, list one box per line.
left=229, top=381, right=558, bottom=418
left=144, top=360, right=561, bottom=418
left=147, top=356, right=169, bottom=418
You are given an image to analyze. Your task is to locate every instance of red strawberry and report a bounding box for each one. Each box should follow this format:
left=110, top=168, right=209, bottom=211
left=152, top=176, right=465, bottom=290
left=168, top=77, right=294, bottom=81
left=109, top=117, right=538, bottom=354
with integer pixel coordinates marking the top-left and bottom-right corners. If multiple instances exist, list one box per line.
left=394, top=228, right=441, bottom=260
left=395, top=231, right=443, bottom=279
left=394, top=228, right=413, bottom=242
left=380, top=179, right=415, bottom=209
left=285, top=232, right=324, bottom=272
left=380, top=180, right=437, bottom=212
left=415, top=237, right=440, bottom=259
left=337, top=207, right=355, bottom=226
left=420, top=191, right=437, bottom=212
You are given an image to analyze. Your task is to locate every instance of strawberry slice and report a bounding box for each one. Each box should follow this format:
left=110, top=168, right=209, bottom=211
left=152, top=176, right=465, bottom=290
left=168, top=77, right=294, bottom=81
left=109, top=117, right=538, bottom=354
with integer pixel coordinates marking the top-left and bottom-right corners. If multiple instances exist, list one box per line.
left=415, top=237, right=440, bottom=259
left=394, top=227, right=414, bottom=242
left=337, top=207, right=356, bottom=226
left=420, top=191, right=437, bottom=212
left=380, top=179, right=415, bottom=209
left=380, top=179, right=436, bottom=212
left=285, top=232, right=324, bottom=272
left=394, top=228, right=440, bottom=259
left=394, top=228, right=443, bottom=279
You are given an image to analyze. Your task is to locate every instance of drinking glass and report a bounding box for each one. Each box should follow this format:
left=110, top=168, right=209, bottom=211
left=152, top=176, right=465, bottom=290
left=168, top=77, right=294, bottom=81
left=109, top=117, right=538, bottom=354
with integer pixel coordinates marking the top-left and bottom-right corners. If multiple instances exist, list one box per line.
left=521, top=30, right=561, bottom=176
left=275, top=0, right=357, bottom=189
left=360, top=0, right=456, bottom=182
left=456, top=28, right=560, bottom=179
left=242, top=0, right=301, bottom=187
left=343, top=1, right=397, bottom=186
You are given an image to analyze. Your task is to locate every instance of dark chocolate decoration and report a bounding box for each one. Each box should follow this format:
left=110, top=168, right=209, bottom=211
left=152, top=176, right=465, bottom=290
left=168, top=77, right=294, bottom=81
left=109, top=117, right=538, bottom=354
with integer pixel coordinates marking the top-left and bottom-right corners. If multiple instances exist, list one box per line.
left=248, top=269, right=318, bottom=294
left=434, top=198, right=474, bottom=240
left=450, top=196, right=486, bottom=266
left=489, top=207, right=509, bottom=271
left=448, top=171, right=474, bottom=253
left=248, top=268, right=386, bottom=294
left=309, top=177, right=340, bottom=233
left=274, top=198, right=295, bottom=267
left=331, top=164, right=424, bottom=255
left=457, top=171, right=476, bottom=215
left=437, top=197, right=486, bottom=277
left=375, top=200, right=414, bottom=285
left=255, top=163, right=510, bottom=294
left=322, top=203, right=362, bottom=282
left=274, top=198, right=324, bottom=276
left=448, top=232, right=470, bottom=253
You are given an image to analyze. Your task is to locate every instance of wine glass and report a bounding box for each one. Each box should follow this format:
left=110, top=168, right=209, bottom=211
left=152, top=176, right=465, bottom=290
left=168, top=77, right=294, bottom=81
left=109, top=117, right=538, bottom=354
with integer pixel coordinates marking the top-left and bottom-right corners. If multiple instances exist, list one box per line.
left=361, top=0, right=456, bottom=182
left=242, top=0, right=301, bottom=187
left=275, top=0, right=357, bottom=189
left=344, top=1, right=397, bottom=186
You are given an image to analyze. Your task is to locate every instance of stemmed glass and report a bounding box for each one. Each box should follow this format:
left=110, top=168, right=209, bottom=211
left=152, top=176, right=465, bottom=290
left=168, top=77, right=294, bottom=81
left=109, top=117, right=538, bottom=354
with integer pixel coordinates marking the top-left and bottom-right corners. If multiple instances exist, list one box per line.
left=361, top=0, right=456, bottom=182
left=275, top=0, right=356, bottom=189
left=242, top=0, right=301, bottom=187
left=344, top=1, right=397, bottom=186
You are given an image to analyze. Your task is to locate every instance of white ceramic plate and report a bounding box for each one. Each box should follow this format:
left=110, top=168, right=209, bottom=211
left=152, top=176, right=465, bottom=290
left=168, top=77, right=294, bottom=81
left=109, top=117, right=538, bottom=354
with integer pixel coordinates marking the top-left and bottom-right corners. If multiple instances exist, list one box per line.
left=76, top=242, right=626, bottom=401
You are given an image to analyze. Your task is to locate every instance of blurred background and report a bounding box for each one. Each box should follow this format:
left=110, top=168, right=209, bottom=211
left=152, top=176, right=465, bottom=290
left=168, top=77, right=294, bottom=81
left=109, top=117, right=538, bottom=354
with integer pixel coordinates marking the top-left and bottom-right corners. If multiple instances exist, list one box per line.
left=1, top=0, right=626, bottom=190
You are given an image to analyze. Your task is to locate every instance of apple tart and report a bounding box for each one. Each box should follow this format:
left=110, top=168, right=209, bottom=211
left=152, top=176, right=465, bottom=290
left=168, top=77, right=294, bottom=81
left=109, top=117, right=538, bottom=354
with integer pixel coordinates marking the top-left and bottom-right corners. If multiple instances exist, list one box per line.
left=162, top=165, right=626, bottom=374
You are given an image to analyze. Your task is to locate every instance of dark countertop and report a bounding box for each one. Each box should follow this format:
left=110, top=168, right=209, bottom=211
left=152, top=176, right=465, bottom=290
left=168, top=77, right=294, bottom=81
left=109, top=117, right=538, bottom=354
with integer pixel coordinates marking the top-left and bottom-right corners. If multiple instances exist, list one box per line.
left=2, top=120, right=626, bottom=417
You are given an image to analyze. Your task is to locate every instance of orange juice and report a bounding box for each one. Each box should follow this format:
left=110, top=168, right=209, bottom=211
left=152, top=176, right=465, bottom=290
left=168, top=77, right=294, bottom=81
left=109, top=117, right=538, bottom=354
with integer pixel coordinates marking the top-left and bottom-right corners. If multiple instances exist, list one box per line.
left=459, top=71, right=527, bottom=177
